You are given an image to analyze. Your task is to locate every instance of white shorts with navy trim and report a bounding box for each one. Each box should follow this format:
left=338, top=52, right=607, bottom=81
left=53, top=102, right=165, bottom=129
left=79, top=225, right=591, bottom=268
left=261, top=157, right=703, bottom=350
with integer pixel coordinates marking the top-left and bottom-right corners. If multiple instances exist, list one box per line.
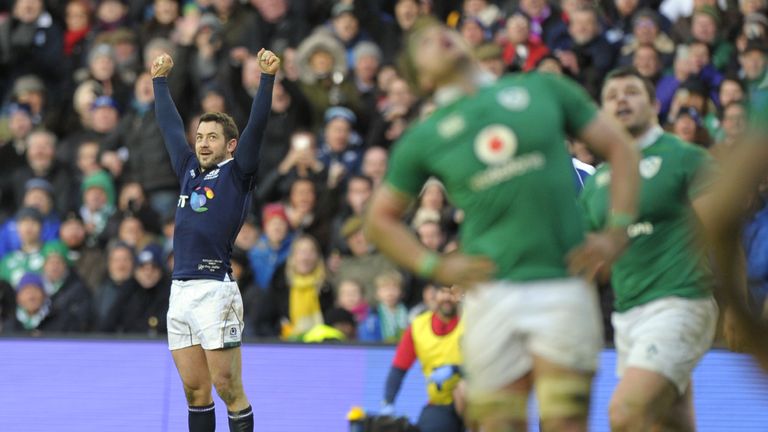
left=167, top=279, right=244, bottom=351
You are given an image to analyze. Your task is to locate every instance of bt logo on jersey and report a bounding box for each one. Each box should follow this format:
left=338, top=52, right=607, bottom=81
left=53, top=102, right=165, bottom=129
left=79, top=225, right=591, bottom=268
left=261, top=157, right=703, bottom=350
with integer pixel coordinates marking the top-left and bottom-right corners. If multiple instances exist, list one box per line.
left=178, top=187, right=216, bottom=212
left=190, top=186, right=215, bottom=212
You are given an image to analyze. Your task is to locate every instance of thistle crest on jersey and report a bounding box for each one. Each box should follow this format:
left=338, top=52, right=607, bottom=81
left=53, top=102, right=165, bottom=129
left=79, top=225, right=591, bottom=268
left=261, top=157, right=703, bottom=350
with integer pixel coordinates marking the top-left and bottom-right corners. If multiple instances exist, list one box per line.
left=474, top=125, right=518, bottom=165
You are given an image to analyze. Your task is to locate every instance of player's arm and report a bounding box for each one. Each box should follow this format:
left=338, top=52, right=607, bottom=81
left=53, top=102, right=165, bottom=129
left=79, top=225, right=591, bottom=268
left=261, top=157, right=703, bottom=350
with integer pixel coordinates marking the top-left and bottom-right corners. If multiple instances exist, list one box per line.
left=365, top=185, right=495, bottom=287
left=383, top=327, right=417, bottom=409
left=234, top=49, right=279, bottom=176
left=151, top=53, right=194, bottom=176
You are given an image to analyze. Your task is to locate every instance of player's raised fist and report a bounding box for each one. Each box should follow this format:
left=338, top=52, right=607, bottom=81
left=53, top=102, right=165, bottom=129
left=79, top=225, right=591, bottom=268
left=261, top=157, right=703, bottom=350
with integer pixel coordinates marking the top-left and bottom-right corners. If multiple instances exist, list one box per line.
left=151, top=53, right=174, bottom=78
left=257, top=48, right=280, bottom=75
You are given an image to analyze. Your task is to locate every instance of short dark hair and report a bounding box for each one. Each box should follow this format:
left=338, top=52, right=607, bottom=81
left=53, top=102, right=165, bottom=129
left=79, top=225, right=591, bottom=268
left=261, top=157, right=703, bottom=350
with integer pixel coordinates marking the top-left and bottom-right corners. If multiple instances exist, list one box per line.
left=603, top=66, right=656, bottom=103
left=199, top=112, right=239, bottom=143
left=347, top=174, right=374, bottom=189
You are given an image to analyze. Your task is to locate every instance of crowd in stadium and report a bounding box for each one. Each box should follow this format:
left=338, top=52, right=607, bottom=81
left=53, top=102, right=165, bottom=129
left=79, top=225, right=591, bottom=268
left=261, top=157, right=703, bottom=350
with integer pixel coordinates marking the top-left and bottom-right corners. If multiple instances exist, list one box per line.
left=0, top=0, right=766, bottom=341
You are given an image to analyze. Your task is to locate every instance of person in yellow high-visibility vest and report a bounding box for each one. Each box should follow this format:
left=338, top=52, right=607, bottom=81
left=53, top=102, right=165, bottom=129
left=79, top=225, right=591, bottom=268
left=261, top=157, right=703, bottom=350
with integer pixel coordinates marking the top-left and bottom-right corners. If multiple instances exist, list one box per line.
left=381, top=285, right=464, bottom=432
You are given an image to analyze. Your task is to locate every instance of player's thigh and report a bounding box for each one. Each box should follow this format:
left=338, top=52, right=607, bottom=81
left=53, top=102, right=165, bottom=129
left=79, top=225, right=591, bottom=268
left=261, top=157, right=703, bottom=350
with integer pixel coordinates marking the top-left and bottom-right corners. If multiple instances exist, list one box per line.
left=618, top=296, right=718, bottom=395
left=193, top=281, right=245, bottom=351
left=205, top=346, right=244, bottom=387
left=172, top=345, right=212, bottom=391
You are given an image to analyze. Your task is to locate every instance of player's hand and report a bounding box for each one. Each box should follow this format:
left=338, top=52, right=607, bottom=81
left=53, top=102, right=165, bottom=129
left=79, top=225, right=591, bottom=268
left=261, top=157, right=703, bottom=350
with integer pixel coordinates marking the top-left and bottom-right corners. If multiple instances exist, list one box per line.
left=433, top=253, right=496, bottom=289
left=257, top=48, right=280, bottom=75
left=151, top=53, right=174, bottom=78
left=567, top=228, right=629, bottom=281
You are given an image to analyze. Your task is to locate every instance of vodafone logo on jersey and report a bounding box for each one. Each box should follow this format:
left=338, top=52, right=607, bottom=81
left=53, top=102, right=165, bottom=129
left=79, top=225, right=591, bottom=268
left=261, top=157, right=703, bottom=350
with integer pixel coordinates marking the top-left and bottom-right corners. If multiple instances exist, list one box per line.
left=474, top=125, right=518, bottom=165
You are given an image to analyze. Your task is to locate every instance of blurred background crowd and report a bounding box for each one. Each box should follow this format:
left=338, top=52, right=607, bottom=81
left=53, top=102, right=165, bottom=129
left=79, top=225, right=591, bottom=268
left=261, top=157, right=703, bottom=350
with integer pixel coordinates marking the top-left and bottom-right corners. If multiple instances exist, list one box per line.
left=0, top=0, right=766, bottom=342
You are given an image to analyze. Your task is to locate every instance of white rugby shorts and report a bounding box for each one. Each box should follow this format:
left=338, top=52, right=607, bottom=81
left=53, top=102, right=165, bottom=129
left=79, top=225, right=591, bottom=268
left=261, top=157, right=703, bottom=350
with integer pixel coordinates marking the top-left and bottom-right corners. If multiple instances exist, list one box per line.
left=167, top=279, right=244, bottom=350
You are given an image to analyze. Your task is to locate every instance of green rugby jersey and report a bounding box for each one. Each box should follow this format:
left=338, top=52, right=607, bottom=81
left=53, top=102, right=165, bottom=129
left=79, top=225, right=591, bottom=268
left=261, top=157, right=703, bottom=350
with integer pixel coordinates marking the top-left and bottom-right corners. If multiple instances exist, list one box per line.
left=580, top=127, right=714, bottom=312
left=386, top=73, right=598, bottom=282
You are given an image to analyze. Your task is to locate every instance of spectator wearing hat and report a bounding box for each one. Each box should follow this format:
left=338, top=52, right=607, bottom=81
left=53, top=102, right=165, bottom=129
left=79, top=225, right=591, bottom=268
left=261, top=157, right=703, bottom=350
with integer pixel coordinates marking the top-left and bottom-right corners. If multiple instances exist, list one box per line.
left=61, top=91, right=123, bottom=169
left=79, top=170, right=116, bottom=246
left=618, top=9, right=676, bottom=68
left=295, top=29, right=361, bottom=131
left=2, top=272, right=53, bottom=333
left=0, top=0, right=64, bottom=103
left=0, top=207, right=62, bottom=286
left=318, top=106, right=364, bottom=189
left=40, top=240, right=93, bottom=331
left=333, top=215, right=399, bottom=304
left=9, top=75, right=49, bottom=127
left=0, top=178, right=61, bottom=258
left=101, top=243, right=169, bottom=334
left=740, top=38, right=768, bottom=114
left=11, top=129, right=78, bottom=217
left=248, top=203, right=295, bottom=291
left=501, top=11, right=549, bottom=72
left=257, top=234, right=334, bottom=338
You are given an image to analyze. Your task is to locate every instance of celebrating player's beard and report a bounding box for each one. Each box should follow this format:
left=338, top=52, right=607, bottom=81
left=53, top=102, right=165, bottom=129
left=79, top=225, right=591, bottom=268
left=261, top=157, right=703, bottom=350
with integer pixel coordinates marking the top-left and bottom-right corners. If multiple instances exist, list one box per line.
left=195, top=123, right=232, bottom=169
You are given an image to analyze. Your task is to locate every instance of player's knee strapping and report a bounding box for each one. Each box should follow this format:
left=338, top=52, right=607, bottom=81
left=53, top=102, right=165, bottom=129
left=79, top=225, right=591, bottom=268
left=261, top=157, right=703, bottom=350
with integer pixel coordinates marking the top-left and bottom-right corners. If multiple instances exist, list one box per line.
left=535, top=375, right=592, bottom=419
left=466, top=391, right=528, bottom=424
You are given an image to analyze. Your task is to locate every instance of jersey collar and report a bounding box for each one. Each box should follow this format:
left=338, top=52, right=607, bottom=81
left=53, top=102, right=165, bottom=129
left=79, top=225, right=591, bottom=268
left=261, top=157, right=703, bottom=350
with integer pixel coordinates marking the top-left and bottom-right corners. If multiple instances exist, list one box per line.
left=636, top=125, right=664, bottom=150
left=218, top=158, right=234, bottom=167
left=433, top=70, right=496, bottom=107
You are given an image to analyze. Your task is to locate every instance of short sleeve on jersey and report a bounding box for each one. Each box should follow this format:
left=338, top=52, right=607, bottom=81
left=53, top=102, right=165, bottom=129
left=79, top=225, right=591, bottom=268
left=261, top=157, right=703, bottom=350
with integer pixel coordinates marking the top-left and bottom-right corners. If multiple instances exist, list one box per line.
left=385, top=128, right=431, bottom=197
left=682, top=143, right=718, bottom=200
left=542, top=74, right=599, bottom=137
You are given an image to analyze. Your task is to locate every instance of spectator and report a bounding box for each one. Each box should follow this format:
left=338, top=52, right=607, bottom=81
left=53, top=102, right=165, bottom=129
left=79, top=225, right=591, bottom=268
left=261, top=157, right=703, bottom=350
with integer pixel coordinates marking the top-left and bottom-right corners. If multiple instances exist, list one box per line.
left=336, top=278, right=370, bottom=325
left=408, top=282, right=439, bottom=321
left=94, top=241, right=136, bottom=329
left=295, top=30, right=361, bottom=131
left=58, top=212, right=105, bottom=292
left=334, top=215, right=399, bottom=304
left=633, top=45, right=663, bottom=84
left=79, top=170, right=116, bottom=246
left=92, top=0, right=131, bottom=35
left=325, top=2, right=372, bottom=67
left=62, top=94, right=122, bottom=169
left=618, top=9, right=675, bottom=68
left=710, top=101, right=748, bottom=160
left=361, top=146, right=388, bottom=189
left=358, top=270, right=409, bottom=342
left=558, top=6, right=615, bottom=98
left=139, top=0, right=179, bottom=47
left=603, top=0, right=643, bottom=46
left=739, top=39, right=768, bottom=114
left=11, top=129, right=77, bottom=216
left=366, top=78, right=417, bottom=149
left=415, top=219, right=446, bottom=253
left=2, top=272, right=52, bottom=333
left=670, top=106, right=712, bottom=147
left=705, top=77, right=746, bottom=140
left=248, top=203, right=294, bottom=291
left=351, top=41, right=382, bottom=134
left=10, top=74, right=49, bottom=128
left=0, top=104, right=32, bottom=195
left=76, top=43, right=132, bottom=109
left=690, top=5, right=734, bottom=71
left=257, top=130, right=326, bottom=203
left=318, top=106, right=362, bottom=189
left=515, top=0, right=569, bottom=49
left=458, top=16, right=491, bottom=48
left=245, top=0, right=309, bottom=54
left=103, top=181, right=162, bottom=240
left=104, top=72, right=178, bottom=218
left=0, top=207, right=52, bottom=286
left=101, top=243, right=169, bottom=334
left=257, top=234, right=334, bottom=338
left=0, top=179, right=60, bottom=258
left=62, top=0, right=93, bottom=77
left=501, top=11, right=549, bottom=72
left=0, top=0, right=64, bottom=102
left=40, top=240, right=93, bottom=331
left=329, top=175, right=373, bottom=255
